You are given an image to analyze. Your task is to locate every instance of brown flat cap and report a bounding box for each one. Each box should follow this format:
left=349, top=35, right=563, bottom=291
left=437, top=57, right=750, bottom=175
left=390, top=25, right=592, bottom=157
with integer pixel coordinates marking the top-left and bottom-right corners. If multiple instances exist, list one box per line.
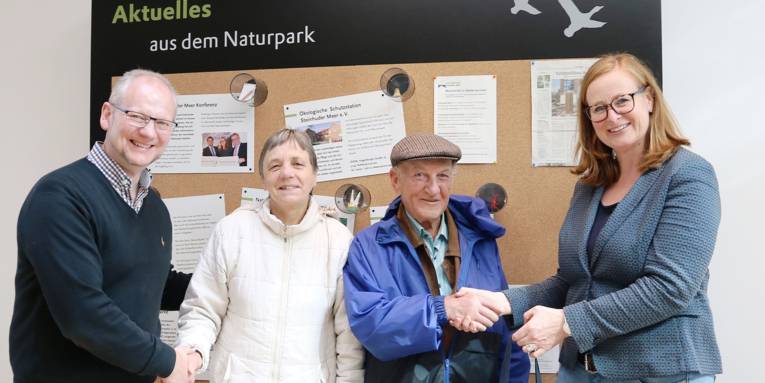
left=390, top=134, right=461, bottom=166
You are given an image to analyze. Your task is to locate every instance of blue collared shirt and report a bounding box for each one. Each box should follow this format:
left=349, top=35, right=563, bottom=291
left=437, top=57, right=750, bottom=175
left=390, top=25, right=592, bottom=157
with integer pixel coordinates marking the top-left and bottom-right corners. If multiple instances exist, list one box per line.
left=405, top=211, right=452, bottom=295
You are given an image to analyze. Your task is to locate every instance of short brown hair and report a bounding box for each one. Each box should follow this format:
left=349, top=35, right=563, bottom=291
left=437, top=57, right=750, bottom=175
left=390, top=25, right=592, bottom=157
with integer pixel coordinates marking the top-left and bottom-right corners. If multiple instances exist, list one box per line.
left=573, top=53, right=689, bottom=186
left=258, top=129, right=318, bottom=177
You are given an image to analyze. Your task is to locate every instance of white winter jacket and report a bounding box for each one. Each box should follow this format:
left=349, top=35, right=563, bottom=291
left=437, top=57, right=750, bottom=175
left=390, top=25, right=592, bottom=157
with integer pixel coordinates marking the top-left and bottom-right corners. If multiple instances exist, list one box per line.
left=177, top=198, right=364, bottom=383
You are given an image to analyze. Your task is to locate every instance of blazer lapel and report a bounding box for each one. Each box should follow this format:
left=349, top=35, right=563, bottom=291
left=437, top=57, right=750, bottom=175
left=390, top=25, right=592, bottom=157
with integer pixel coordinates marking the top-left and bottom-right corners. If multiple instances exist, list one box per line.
left=589, top=166, right=663, bottom=267
left=578, top=186, right=604, bottom=273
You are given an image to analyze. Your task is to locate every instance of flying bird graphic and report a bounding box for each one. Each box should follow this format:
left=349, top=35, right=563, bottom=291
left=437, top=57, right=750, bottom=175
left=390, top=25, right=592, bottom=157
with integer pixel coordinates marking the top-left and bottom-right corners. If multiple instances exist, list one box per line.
left=559, top=0, right=606, bottom=37
left=508, top=0, right=607, bottom=38
left=510, top=0, right=541, bottom=15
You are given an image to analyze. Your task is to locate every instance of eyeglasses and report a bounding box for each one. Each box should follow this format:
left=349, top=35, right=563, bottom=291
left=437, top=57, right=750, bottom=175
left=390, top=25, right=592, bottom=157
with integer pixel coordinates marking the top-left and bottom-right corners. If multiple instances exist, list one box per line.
left=584, top=86, right=647, bottom=123
left=110, top=103, right=177, bottom=132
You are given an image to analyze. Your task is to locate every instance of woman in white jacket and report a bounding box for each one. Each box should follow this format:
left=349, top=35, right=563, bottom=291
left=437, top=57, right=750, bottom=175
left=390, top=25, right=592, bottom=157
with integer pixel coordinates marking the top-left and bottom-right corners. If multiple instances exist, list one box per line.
left=178, top=129, right=364, bottom=382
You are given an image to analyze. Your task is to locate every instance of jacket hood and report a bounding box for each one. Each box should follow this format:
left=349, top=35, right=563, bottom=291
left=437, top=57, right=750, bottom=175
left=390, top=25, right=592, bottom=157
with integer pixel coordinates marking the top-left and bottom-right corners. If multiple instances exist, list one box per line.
left=376, top=195, right=505, bottom=243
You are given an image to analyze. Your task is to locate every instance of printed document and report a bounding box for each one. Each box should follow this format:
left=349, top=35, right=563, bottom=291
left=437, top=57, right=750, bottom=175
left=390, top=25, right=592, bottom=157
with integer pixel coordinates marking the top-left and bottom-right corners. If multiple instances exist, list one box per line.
left=435, top=75, right=497, bottom=163
left=283, top=91, right=406, bottom=182
left=151, top=93, right=255, bottom=173
left=530, top=59, right=596, bottom=166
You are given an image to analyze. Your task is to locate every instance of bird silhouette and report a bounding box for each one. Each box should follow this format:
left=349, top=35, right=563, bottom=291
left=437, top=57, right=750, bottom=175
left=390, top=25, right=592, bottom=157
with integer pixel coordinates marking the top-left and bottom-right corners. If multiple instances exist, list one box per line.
left=511, top=0, right=541, bottom=15
left=558, top=0, right=606, bottom=37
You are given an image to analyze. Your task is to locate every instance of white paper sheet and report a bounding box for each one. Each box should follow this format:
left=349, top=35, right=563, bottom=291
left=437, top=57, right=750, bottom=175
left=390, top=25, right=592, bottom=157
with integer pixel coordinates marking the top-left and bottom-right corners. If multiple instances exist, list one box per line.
left=434, top=75, right=497, bottom=163
left=369, top=205, right=389, bottom=226
left=530, top=59, right=596, bottom=167
left=238, top=82, right=256, bottom=102
left=283, top=91, right=406, bottom=182
left=160, top=194, right=226, bottom=380
left=240, top=188, right=356, bottom=232
left=163, top=194, right=227, bottom=273
left=151, top=93, right=255, bottom=173
left=528, top=344, right=561, bottom=374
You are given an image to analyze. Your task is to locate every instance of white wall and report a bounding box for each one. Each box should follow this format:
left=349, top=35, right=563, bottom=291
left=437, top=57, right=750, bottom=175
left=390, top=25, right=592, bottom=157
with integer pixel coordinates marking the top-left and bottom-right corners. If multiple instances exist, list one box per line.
left=0, top=0, right=91, bottom=379
left=663, top=1, right=765, bottom=381
left=1, top=1, right=762, bottom=381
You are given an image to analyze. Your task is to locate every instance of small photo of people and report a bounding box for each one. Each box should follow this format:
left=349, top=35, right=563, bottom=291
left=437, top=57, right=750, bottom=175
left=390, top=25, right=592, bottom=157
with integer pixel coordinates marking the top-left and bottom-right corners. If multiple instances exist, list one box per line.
left=295, top=121, right=343, bottom=146
left=551, top=78, right=581, bottom=118
left=536, top=74, right=550, bottom=89
left=201, top=132, right=248, bottom=166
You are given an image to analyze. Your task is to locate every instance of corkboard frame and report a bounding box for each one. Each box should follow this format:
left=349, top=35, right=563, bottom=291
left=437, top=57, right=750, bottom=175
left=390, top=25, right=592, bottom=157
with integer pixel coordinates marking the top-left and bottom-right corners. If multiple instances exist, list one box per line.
left=146, top=60, right=576, bottom=383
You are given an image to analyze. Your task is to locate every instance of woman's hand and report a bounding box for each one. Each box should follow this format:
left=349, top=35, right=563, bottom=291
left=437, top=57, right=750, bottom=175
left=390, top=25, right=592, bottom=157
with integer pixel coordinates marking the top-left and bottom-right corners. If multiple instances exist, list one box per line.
left=511, top=306, right=570, bottom=358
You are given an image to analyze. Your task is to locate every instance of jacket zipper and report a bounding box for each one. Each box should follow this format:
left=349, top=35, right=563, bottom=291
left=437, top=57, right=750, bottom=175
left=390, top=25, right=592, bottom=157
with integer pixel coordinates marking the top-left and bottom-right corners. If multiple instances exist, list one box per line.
left=272, top=232, right=292, bottom=381
left=444, top=357, right=450, bottom=383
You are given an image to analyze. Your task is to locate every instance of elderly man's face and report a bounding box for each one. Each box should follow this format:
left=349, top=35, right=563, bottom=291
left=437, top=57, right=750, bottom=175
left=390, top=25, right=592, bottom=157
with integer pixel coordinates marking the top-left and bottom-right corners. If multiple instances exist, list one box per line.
left=390, top=159, right=454, bottom=233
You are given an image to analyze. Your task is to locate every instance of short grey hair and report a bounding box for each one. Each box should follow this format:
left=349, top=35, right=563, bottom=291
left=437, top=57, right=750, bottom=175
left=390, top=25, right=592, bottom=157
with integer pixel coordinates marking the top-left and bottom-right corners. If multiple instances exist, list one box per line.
left=108, top=69, right=177, bottom=106
left=258, top=129, right=318, bottom=177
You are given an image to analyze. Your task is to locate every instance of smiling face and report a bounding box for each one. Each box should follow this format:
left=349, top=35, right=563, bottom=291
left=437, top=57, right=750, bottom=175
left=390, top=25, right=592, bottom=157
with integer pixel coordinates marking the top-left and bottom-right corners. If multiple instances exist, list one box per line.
left=585, top=68, right=653, bottom=158
left=100, top=75, right=176, bottom=180
left=390, top=159, right=454, bottom=234
left=262, top=140, right=317, bottom=219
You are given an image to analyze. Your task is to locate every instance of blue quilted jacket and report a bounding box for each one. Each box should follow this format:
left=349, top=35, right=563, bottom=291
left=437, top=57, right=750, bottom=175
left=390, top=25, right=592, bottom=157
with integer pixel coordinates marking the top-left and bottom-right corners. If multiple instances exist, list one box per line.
left=344, top=195, right=529, bottom=383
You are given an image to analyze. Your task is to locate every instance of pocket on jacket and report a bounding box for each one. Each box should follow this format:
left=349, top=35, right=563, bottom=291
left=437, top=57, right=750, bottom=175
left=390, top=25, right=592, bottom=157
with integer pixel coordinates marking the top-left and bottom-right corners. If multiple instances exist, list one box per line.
left=222, top=354, right=257, bottom=383
left=674, top=299, right=707, bottom=318
left=276, top=362, right=326, bottom=383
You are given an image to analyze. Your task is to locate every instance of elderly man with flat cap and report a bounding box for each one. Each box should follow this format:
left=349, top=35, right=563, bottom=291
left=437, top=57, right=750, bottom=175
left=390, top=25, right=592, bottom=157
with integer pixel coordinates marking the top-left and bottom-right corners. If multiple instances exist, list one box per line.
left=343, top=134, right=529, bottom=383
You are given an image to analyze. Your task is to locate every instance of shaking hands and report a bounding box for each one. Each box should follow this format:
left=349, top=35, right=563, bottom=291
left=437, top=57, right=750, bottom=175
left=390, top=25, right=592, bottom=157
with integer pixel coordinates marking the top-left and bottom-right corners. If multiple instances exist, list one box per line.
left=446, top=287, right=571, bottom=358
left=445, top=287, right=510, bottom=332
left=160, top=346, right=202, bottom=383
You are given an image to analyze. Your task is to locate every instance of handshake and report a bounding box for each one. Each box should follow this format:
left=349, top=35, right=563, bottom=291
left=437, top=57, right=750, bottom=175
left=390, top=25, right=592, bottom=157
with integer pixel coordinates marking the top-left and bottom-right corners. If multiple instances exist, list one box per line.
left=444, top=287, right=511, bottom=333
left=159, top=346, right=203, bottom=383
left=446, top=287, right=570, bottom=358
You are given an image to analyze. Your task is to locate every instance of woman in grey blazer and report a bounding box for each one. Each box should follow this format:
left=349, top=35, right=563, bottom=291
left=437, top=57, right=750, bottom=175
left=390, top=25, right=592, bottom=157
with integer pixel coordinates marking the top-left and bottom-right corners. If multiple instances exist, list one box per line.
left=454, top=53, right=721, bottom=382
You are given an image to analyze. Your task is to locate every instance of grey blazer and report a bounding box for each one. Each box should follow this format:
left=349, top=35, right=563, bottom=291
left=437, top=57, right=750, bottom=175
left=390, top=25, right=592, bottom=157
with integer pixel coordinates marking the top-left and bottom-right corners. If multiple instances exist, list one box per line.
left=506, top=147, right=721, bottom=379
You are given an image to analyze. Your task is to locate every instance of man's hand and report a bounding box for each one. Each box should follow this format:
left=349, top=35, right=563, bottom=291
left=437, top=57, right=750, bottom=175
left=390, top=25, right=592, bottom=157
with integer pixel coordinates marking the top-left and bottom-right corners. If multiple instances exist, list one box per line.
left=511, top=306, right=568, bottom=358
left=444, top=291, right=502, bottom=332
left=455, top=287, right=511, bottom=315
left=160, top=346, right=195, bottom=383
left=448, top=287, right=511, bottom=332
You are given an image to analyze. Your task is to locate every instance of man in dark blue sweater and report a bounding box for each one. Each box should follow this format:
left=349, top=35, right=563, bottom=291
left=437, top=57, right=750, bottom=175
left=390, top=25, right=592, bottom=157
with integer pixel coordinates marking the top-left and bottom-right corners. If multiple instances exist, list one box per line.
left=11, top=69, right=194, bottom=383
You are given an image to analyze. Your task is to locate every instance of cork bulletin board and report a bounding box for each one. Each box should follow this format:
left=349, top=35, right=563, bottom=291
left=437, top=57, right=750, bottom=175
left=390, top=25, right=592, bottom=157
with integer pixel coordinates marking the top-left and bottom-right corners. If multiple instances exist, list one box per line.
left=86, top=1, right=668, bottom=380
left=149, top=60, right=577, bottom=383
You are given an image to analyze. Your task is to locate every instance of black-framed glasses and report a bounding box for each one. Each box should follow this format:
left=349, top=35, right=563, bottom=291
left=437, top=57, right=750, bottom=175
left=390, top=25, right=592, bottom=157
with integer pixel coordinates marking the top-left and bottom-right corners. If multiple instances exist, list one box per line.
left=584, top=86, right=647, bottom=123
left=110, top=103, right=177, bottom=132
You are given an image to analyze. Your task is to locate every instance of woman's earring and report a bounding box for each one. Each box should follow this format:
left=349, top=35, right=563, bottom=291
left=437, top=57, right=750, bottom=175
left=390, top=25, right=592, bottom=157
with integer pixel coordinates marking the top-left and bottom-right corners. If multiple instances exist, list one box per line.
left=611, top=149, right=617, bottom=160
